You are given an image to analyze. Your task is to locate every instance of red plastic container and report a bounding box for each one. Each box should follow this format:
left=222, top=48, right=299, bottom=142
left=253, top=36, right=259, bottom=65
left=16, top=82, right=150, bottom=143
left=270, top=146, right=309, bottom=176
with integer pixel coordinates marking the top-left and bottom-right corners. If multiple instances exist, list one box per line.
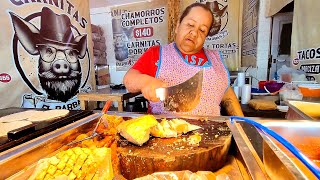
left=259, top=81, right=269, bottom=90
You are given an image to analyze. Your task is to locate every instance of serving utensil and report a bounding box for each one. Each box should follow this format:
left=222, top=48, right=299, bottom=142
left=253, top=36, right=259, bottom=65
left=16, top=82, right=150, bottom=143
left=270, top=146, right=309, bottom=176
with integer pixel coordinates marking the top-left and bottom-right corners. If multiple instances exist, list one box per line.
left=156, top=70, right=203, bottom=112
left=66, top=100, right=112, bottom=146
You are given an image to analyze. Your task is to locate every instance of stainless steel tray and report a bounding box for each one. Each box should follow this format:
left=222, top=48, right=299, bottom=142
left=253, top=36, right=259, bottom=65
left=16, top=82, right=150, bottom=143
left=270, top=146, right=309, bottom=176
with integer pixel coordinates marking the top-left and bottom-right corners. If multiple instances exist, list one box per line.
left=0, top=113, right=101, bottom=179
left=261, top=120, right=320, bottom=179
left=234, top=118, right=320, bottom=180
left=286, top=100, right=320, bottom=120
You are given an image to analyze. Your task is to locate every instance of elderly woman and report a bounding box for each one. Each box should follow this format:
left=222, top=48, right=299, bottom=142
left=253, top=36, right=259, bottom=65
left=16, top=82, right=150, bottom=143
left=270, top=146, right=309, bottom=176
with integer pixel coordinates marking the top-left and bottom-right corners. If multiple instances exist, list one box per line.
left=124, top=3, right=243, bottom=117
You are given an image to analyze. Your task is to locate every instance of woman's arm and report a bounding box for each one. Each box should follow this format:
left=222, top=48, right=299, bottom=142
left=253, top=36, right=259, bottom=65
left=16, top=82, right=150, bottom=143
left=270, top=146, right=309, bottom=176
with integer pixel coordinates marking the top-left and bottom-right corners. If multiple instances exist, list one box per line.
left=123, top=69, right=166, bottom=102
left=221, top=87, right=244, bottom=116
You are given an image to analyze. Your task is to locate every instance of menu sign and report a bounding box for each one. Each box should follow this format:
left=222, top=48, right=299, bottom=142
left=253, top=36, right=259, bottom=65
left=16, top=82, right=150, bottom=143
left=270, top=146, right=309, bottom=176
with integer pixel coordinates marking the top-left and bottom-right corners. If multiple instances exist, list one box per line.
left=111, top=0, right=168, bottom=71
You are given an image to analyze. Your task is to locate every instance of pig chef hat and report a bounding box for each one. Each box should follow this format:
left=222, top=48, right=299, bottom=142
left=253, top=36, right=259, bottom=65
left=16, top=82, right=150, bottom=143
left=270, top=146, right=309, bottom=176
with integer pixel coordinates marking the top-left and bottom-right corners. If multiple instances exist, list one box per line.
left=9, top=7, right=87, bottom=58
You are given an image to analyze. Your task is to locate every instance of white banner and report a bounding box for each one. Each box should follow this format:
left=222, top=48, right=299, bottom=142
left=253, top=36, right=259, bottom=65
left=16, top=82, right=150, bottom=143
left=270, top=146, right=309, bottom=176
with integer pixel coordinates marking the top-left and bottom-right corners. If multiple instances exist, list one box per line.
left=291, top=0, right=320, bottom=82
left=0, top=0, right=95, bottom=109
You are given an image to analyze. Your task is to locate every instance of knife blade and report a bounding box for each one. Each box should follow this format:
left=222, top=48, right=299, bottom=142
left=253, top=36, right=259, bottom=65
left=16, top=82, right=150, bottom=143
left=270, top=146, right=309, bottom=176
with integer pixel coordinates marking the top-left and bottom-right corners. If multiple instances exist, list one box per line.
left=156, top=70, right=203, bottom=112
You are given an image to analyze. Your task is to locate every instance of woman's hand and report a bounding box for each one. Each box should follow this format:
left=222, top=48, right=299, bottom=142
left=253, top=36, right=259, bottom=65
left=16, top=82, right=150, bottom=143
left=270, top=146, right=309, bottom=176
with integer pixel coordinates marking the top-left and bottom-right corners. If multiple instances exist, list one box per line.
left=124, top=69, right=166, bottom=102
left=141, top=78, right=167, bottom=102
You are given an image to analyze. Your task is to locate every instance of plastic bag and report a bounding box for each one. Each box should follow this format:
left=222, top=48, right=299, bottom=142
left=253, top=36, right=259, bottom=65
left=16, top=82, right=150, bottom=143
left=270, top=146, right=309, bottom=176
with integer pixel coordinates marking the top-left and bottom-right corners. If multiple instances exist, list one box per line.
left=279, top=84, right=303, bottom=105
left=277, top=65, right=307, bottom=82
left=134, top=170, right=230, bottom=180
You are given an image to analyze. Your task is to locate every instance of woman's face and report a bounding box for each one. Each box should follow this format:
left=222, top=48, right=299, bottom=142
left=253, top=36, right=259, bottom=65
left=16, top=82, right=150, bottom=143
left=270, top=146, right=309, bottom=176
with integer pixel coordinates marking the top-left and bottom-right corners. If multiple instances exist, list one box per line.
left=175, top=7, right=212, bottom=54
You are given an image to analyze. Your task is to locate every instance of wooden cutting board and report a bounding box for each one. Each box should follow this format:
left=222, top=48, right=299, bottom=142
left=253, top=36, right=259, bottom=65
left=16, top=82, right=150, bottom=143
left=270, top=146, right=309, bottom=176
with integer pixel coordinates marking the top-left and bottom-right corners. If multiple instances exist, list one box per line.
left=117, top=119, right=232, bottom=179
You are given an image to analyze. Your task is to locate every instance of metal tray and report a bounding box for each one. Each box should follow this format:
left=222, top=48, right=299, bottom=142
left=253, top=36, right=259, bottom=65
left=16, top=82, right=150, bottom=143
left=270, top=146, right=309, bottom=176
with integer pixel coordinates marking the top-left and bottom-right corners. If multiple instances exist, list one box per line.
left=286, top=100, right=320, bottom=120
left=236, top=118, right=320, bottom=179
left=261, top=120, right=320, bottom=179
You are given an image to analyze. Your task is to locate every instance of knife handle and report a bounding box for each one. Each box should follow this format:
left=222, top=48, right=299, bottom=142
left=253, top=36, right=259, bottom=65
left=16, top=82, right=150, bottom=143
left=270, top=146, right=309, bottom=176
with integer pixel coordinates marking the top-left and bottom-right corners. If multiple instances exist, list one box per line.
left=156, top=88, right=166, bottom=101
left=102, top=100, right=112, bottom=114
left=7, top=123, right=36, bottom=140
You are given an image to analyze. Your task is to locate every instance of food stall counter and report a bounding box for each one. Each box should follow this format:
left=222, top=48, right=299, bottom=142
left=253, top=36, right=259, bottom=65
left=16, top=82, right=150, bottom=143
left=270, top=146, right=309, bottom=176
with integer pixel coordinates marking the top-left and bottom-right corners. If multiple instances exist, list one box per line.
left=0, top=113, right=268, bottom=180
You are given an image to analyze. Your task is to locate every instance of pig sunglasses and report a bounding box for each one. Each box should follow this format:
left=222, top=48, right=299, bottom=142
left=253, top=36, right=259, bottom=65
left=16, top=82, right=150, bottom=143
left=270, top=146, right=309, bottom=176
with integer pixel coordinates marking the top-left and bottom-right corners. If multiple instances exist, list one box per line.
left=36, top=44, right=79, bottom=63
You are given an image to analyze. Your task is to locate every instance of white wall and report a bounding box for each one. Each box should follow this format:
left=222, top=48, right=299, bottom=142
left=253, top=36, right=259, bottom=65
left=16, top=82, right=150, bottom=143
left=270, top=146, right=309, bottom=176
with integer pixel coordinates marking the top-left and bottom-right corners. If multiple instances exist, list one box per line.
left=89, top=0, right=148, bottom=8
left=245, top=0, right=272, bottom=88
left=90, top=7, right=125, bottom=84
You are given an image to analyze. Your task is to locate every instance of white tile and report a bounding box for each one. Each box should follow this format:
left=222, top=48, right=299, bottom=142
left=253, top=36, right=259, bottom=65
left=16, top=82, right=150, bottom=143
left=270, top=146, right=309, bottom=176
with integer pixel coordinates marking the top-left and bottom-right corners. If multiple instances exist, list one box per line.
left=257, top=41, right=270, bottom=50
left=257, top=60, right=268, bottom=67
left=246, top=68, right=259, bottom=87
left=257, top=50, right=269, bottom=59
left=247, top=67, right=257, bottom=77
left=257, top=68, right=268, bottom=79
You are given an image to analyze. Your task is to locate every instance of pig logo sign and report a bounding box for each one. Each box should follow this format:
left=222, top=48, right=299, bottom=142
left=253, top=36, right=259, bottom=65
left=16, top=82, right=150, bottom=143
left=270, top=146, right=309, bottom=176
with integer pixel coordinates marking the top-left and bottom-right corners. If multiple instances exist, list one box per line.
left=112, top=18, right=130, bottom=62
left=9, top=7, right=90, bottom=109
left=205, top=1, right=228, bottom=37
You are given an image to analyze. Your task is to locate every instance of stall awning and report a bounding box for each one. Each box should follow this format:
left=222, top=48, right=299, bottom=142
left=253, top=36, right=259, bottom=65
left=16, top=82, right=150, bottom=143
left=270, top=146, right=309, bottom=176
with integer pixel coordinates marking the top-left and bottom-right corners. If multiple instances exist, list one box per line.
left=265, top=0, right=293, bottom=17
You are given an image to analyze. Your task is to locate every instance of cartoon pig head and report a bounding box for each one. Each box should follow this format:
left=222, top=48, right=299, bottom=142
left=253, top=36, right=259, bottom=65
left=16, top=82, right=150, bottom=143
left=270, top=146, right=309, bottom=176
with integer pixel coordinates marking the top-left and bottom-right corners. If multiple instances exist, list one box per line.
left=206, top=1, right=228, bottom=36
left=9, top=7, right=87, bottom=102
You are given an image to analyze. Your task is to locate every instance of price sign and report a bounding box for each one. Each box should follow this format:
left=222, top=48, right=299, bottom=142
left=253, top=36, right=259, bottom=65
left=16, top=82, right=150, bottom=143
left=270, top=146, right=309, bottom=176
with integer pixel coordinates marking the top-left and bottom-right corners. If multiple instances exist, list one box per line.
left=134, top=27, right=154, bottom=38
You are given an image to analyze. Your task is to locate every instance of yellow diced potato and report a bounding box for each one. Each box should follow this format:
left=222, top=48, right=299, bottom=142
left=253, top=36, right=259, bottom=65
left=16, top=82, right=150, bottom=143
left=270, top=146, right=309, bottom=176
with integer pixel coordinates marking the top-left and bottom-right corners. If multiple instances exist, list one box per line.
left=73, top=147, right=83, bottom=155
left=77, top=171, right=86, bottom=180
left=69, top=153, right=77, bottom=161
left=92, top=173, right=99, bottom=180
left=30, top=147, right=113, bottom=180
left=79, top=153, right=87, bottom=161
left=61, top=154, right=69, bottom=163
left=66, top=149, right=74, bottom=156
left=66, top=160, right=74, bottom=168
left=56, top=160, right=66, bottom=170
left=56, top=151, right=65, bottom=159
left=82, top=148, right=91, bottom=155
left=49, top=156, right=60, bottom=166
left=73, top=164, right=82, bottom=171
left=84, top=172, right=95, bottom=180
left=35, top=170, right=47, bottom=180
left=55, top=175, right=69, bottom=179
left=47, top=164, right=57, bottom=176
left=43, top=174, right=53, bottom=180
left=75, top=155, right=86, bottom=168
left=84, top=156, right=94, bottom=166
left=63, top=167, right=72, bottom=175
left=68, top=171, right=77, bottom=180
left=54, top=169, right=63, bottom=176
left=73, top=167, right=80, bottom=175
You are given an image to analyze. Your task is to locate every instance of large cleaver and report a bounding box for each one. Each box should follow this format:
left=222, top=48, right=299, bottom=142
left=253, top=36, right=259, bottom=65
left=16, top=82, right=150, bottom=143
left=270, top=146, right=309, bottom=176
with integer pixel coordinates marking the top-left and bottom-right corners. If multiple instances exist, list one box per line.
left=156, top=70, right=203, bottom=112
